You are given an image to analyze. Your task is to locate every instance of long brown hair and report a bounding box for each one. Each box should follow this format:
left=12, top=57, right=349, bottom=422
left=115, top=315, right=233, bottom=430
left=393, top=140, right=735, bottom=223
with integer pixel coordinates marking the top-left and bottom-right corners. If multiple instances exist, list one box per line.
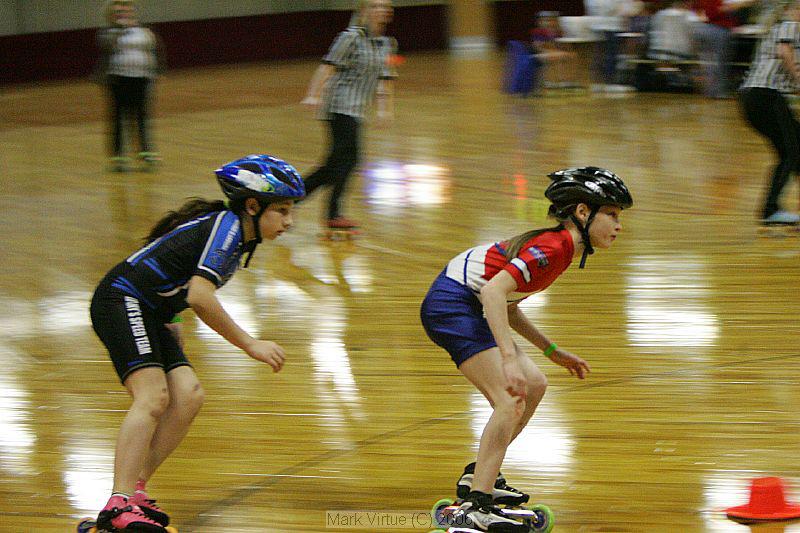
left=144, top=197, right=227, bottom=243
left=503, top=204, right=572, bottom=258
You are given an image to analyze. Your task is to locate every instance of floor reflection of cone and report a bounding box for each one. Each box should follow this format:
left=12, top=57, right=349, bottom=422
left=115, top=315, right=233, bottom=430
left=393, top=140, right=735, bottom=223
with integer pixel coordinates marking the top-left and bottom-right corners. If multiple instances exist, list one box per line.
left=726, top=477, right=800, bottom=523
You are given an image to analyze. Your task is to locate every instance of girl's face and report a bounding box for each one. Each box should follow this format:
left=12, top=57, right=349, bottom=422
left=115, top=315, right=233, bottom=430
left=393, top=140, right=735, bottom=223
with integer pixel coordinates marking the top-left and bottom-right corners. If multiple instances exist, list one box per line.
left=112, top=1, right=135, bottom=26
left=257, top=200, right=295, bottom=240
left=366, top=1, right=393, bottom=30
left=587, top=205, right=623, bottom=249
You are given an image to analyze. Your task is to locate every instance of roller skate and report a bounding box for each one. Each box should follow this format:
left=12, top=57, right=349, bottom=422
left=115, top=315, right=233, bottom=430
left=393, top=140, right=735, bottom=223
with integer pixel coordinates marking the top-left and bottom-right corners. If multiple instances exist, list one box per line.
left=457, top=462, right=530, bottom=506
left=321, top=216, right=360, bottom=241
left=429, top=464, right=554, bottom=532
left=131, top=489, right=170, bottom=527
left=430, top=491, right=554, bottom=533
left=757, top=211, right=800, bottom=237
left=138, top=152, right=161, bottom=172
left=76, top=495, right=176, bottom=532
left=108, top=156, right=132, bottom=173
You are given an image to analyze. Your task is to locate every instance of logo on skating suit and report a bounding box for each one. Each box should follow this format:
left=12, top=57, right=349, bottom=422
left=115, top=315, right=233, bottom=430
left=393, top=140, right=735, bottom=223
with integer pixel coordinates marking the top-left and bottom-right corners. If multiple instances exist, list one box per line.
left=527, top=246, right=549, bottom=267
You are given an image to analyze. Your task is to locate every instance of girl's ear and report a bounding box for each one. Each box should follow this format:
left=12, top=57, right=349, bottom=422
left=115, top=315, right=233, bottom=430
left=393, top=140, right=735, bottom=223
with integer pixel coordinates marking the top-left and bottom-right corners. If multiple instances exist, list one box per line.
left=244, top=197, right=259, bottom=216
left=575, top=203, right=590, bottom=222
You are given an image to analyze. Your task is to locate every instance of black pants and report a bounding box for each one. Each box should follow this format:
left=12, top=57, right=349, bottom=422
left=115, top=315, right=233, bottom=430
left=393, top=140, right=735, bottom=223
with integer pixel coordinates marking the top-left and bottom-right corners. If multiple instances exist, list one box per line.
left=304, top=113, right=361, bottom=220
left=108, top=75, right=153, bottom=156
left=740, top=87, right=800, bottom=218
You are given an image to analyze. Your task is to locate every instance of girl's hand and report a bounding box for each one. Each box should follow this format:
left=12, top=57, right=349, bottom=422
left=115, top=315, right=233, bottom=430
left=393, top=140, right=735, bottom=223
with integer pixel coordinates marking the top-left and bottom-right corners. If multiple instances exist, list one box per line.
left=245, top=340, right=286, bottom=372
left=502, top=357, right=527, bottom=399
left=547, top=348, right=590, bottom=379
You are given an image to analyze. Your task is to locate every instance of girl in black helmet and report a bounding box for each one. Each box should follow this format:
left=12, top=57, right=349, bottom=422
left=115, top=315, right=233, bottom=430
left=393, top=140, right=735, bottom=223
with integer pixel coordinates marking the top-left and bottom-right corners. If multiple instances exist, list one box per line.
left=88, top=155, right=304, bottom=532
left=420, top=167, right=633, bottom=532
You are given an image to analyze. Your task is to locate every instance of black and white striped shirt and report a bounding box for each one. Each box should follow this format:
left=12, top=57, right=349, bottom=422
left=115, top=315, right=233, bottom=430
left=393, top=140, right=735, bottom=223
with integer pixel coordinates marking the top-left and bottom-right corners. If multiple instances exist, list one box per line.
left=741, top=21, right=800, bottom=93
left=97, top=26, right=159, bottom=79
left=318, top=26, right=398, bottom=120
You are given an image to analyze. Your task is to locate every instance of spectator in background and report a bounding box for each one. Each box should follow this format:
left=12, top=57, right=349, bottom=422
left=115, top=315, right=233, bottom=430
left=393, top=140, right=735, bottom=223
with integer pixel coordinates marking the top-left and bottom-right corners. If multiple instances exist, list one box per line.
left=528, top=11, right=571, bottom=91
left=649, top=0, right=700, bottom=61
left=692, top=0, right=760, bottom=98
left=584, top=0, right=645, bottom=92
left=96, top=0, right=165, bottom=172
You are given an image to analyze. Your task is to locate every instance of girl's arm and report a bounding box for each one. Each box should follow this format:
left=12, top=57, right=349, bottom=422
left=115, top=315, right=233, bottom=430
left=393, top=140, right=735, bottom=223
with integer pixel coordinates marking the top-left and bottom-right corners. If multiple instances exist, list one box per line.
left=301, top=64, right=335, bottom=106
left=507, top=303, right=554, bottom=351
left=186, top=275, right=285, bottom=371
left=508, top=301, right=590, bottom=379
left=480, top=271, right=527, bottom=396
left=480, top=270, right=519, bottom=359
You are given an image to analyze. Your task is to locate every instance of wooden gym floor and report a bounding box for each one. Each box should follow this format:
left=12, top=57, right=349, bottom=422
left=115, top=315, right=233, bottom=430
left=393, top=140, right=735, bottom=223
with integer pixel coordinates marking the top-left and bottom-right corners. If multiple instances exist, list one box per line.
left=2, top=51, right=800, bottom=532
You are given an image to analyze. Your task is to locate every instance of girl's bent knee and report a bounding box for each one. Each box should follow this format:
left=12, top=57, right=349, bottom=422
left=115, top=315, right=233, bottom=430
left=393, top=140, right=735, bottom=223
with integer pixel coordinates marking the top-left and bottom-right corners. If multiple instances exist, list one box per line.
left=493, top=395, right=525, bottom=420
left=133, top=392, right=170, bottom=419
left=530, top=372, right=548, bottom=394
left=186, top=385, right=205, bottom=414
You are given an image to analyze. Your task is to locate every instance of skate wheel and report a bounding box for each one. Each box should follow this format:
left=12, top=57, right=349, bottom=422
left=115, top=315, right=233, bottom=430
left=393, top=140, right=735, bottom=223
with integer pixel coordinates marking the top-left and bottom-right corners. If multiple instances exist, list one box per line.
left=524, top=503, right=554, bottom=533
left=76, top=518, right=96, bottom=533
left=430, top=498, right=454, bottom=528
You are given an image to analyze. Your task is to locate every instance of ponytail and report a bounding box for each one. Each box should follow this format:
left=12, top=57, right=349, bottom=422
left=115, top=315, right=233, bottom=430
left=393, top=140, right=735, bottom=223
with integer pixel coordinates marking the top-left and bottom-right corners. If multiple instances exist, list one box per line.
left=504, top=203, right=573, bottom=258
left=144, top=197, right=227, bottom=243
left=504, top=225, right=564, bottom=259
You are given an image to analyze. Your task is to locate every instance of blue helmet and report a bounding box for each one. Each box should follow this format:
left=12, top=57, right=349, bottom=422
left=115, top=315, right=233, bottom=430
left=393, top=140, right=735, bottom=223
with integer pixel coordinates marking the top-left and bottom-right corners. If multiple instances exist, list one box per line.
left=215, top=154, right=305, bottom=202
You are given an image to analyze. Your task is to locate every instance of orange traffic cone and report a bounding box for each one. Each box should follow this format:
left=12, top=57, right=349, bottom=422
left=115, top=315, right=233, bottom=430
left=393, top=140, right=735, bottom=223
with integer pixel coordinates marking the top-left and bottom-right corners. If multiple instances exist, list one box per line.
left=387, top=54, right=406, bottom=67
left=726, top=477, right=800, bottom=522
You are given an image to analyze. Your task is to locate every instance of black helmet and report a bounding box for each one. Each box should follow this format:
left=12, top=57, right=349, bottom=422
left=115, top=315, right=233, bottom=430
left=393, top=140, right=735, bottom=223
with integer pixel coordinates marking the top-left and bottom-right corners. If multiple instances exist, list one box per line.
left=545, top=166, right=633, bottom=211
left=544, top=167, right=632, bottom=269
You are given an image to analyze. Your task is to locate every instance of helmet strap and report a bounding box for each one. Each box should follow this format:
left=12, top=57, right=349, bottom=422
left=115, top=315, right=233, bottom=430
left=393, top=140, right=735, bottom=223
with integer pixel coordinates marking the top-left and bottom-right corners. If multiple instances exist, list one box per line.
left=243, top=202, right=268, bottom=269
left=571, top=206, right=598, bottom=269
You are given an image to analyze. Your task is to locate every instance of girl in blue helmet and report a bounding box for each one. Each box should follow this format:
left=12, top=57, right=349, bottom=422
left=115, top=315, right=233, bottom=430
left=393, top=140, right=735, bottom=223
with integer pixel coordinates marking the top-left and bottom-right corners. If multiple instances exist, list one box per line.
left=421, top=167, right=632, bottom=532
left=88, top=154, right=304, bottom=532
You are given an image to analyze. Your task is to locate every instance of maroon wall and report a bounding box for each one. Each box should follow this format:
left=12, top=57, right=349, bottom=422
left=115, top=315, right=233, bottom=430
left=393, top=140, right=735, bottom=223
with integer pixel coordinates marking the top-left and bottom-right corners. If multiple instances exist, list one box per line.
left=1, top=5, right=448, bottom=84
left=491, top=0, right=585, bottom=45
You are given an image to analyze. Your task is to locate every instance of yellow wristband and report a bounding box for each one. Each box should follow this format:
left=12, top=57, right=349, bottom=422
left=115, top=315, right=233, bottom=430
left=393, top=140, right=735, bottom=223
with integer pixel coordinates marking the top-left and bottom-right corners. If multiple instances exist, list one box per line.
left=543, top=342, right=558, bottom=356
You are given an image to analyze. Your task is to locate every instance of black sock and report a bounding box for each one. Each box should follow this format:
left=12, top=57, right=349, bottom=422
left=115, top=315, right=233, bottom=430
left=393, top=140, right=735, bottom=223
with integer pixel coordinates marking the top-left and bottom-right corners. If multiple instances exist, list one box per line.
left=466, top=490, right=493, bottom=508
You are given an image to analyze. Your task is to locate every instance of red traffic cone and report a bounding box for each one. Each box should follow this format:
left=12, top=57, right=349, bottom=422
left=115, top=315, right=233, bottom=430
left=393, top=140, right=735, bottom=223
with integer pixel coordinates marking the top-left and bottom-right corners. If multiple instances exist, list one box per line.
left=726, top=477, right=800, bottom=522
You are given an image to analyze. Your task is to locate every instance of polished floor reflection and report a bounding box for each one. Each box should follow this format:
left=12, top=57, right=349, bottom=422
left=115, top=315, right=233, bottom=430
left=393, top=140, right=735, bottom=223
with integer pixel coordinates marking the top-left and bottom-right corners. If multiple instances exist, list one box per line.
left=3, top=51, right=800, bottom=532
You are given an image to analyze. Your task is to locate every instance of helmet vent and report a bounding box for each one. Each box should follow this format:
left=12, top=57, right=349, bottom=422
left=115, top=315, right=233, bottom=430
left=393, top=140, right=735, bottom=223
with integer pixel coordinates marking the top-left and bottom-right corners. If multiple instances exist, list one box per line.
left=237, top=163, right=263, bottom=174
left=270, top=167, right=293, bottom=186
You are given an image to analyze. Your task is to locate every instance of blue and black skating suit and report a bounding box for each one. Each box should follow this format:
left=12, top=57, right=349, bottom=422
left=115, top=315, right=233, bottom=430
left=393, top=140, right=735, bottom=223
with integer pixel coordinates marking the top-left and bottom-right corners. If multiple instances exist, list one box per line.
left=108, top=210, right=246, bottom=319
left=90, top=210, right=250, bottom=382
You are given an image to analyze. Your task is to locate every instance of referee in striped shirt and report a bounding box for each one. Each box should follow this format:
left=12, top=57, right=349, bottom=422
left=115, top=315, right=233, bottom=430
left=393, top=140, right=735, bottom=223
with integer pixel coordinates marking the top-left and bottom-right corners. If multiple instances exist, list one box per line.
left=302, top=0, right=397, bottom=231
left=96, top=0, right=164, bottom=171
left=740, top=1, right=800, bottom=225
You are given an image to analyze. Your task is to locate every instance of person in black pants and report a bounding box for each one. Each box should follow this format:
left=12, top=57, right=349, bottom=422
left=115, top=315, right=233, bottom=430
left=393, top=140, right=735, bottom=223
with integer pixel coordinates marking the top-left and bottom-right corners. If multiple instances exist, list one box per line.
left=740, top=2, right=800, bottom=225
left=301, top=0, right=397, bottom=233
left=96, top=0, right=164, bottom=172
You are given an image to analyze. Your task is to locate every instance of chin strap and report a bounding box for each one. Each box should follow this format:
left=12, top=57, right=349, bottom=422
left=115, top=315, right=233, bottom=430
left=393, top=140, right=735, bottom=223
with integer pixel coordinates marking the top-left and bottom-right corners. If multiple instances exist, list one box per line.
left=242, top=203, right=268, bottom=269
left=571, top=206, right=598, bottom=269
